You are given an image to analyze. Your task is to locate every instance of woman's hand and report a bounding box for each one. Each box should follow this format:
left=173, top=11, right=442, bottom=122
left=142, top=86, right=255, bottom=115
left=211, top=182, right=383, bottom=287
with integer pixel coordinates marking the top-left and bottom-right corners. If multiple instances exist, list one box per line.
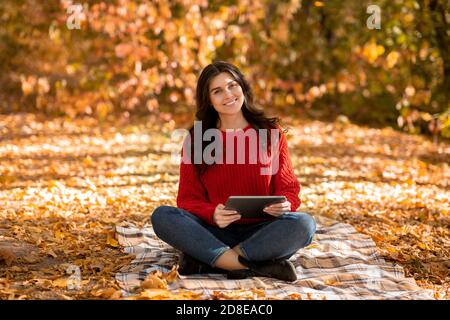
left=263, top=200, right=291, bottom=217
left=213, top=204, right=241, bottom=228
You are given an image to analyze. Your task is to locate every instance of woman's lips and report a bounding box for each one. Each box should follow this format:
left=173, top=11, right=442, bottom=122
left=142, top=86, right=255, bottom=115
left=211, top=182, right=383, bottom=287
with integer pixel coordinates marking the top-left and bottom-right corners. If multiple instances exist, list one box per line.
left=223, top=98, right=237, bottom=106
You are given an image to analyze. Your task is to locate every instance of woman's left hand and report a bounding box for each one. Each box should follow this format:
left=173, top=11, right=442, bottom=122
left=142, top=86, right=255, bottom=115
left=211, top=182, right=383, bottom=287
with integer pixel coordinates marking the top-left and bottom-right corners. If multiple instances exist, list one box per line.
left=263, top=200, right=291, bottom=217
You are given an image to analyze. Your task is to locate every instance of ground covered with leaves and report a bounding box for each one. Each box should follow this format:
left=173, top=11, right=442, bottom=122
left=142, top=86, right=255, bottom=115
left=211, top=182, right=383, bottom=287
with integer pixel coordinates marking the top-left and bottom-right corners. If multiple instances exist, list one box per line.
left=0, top=113, right=448, bottom=300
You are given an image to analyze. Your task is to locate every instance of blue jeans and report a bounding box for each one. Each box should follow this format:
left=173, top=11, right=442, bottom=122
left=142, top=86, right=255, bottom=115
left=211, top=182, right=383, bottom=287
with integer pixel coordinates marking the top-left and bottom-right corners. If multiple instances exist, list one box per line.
left=151, top=205, right=316, bottom=267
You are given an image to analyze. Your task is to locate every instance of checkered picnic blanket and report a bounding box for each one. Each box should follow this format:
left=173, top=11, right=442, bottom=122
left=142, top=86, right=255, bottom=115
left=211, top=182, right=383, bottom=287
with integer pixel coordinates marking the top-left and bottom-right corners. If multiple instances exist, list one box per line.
left=115, top=215, right=434, bottom=300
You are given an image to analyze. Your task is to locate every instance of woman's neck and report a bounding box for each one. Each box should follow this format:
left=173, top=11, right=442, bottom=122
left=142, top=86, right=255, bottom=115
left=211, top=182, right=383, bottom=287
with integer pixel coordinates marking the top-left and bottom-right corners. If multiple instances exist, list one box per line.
left=217, top=113, right=249, bottom=131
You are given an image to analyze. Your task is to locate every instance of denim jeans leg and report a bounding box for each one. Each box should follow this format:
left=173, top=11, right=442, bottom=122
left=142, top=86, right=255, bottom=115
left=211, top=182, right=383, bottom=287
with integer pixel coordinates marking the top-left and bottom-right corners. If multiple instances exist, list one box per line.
left=150, top=205, right=231, bottom=267
left=239, top=212, right=317, bottom=262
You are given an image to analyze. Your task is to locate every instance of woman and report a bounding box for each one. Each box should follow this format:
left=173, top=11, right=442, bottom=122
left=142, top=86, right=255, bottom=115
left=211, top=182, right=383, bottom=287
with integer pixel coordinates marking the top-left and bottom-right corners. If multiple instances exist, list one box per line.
left=151, top=61, right=316, bottom=282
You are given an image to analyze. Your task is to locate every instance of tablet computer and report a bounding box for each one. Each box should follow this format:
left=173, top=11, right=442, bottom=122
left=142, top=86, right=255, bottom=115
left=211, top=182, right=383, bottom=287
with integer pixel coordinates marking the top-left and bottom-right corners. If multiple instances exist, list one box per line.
left=224, top=196, right=287, bottom=219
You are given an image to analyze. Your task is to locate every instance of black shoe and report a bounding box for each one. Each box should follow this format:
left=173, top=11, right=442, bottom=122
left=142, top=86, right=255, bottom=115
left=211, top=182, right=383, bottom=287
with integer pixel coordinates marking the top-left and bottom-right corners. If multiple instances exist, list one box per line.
left=178, top=253, right=226, bottom=275
left=237, top=256, right=297, bottom=282
left=227, top=269, right=257, bottom=280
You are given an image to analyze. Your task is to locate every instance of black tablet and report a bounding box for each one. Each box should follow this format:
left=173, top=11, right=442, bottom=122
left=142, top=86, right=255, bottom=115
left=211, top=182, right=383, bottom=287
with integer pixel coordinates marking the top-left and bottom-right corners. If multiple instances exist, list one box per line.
left=224, top=196, right=287, bottom=219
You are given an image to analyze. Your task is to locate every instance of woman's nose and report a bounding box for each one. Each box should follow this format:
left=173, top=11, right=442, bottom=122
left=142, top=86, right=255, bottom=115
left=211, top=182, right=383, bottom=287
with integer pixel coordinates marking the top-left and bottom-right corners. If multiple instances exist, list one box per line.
left=223, top=88, right=234, bottom=97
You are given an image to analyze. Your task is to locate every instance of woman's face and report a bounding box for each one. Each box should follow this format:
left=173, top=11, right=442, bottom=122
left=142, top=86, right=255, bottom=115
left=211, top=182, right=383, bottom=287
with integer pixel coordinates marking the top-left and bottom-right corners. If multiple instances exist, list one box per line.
left=208, top=72, right=245, bottom=116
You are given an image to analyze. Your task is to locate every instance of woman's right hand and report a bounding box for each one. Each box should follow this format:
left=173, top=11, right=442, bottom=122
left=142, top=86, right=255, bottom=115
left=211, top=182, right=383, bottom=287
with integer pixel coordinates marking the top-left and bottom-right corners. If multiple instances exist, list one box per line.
left=213, top=204, right=241, bottom=228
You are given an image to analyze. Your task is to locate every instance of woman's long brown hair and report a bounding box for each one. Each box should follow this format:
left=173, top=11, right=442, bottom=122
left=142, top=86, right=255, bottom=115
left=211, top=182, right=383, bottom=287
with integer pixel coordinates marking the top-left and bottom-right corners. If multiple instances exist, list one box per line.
left=187, top=61, right=284, bottom=179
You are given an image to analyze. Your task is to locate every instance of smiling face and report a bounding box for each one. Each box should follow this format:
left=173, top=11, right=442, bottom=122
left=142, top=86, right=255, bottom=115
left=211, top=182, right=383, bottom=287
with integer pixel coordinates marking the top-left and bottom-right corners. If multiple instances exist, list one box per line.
left=208, top=72, right=245, bottom=116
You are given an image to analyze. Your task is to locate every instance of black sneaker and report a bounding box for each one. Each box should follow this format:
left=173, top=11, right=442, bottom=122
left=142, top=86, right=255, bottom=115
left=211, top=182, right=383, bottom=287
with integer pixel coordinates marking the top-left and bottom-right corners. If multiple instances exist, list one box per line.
left=237, top=256, right=297, bottom=282
left=178, top=253, right=226, bottom=275
left=227, top=269, right=257, bottom=280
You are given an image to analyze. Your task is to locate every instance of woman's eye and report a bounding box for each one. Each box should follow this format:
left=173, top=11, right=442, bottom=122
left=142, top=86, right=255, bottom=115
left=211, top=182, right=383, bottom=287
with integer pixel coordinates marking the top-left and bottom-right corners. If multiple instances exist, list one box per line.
left=212, top=83, right=237, bottom=94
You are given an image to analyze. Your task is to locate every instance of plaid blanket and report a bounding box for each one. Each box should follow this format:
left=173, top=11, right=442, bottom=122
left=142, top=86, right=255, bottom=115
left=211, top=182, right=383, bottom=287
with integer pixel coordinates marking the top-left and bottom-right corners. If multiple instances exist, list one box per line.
left=115, top=215, right=433, bottom=300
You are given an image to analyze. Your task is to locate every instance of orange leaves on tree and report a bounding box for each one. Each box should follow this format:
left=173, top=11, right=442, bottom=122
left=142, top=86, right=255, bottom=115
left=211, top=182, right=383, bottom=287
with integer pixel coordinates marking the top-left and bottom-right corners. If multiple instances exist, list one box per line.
left=361, top=40, right=385, bottom=64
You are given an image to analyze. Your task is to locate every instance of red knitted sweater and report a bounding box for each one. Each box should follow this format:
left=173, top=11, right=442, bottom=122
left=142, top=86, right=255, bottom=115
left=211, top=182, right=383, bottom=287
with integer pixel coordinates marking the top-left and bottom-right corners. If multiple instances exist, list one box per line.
left=176, top=124, right=301, bottom=226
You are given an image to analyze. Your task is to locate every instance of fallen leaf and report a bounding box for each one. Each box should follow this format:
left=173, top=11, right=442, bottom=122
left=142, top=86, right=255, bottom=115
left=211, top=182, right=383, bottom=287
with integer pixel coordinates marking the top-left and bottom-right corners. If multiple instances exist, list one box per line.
left=10, top=266, right=22, bottom=272
left=417, top=242, right=429, bottom=250
left=20, top=256, right=42, bottom=264
left=211, top=289, right=266, bottom=300
left=54, top=229, right=65, bottom=240
left=162, top=265, right=179, bottom=283
left=52, top=278, right=68, bottom=288
left=106, top=231, right=119, bottom=248
left=324, top=279, right=339, bottom=286
left=0, top=248, right=16, bottom=266
left=90, top=287, right=119, bottom=299
left=45, top=248, right=58, bottom=258
left=386, top=246, right=399, bottom=254
left=141, top=274, right=167, bottom=289
left=139, top=289, right=172, bottom=299
left=89, top=262, right=104, bottom=272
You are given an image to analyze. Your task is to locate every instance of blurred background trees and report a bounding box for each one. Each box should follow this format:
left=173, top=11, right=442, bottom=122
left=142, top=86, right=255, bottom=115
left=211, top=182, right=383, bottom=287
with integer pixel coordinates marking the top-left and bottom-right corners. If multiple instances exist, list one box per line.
left=0, top=0, right=449, bottom=138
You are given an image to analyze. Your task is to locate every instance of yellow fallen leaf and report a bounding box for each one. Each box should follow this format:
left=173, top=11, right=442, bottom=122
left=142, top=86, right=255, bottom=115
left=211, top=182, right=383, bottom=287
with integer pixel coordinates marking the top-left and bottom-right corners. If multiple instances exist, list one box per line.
left=83, top=156, right=93, bottom=166
left=48, top=180, right=64, bottom=190
left=106, top=231, right=119, bottom=248
left=212, top=289, right=266, bottom=300
left=386, top=246, right=399, bottom=253
left=52, top=278, right=68, bottom=288
left=139, top=289, right=172, bottom=299
left=324, top=279, right=338, bottom=286
left=90, top=287, right=119, bottom=299
left=54, top=229, right=65, bottom=240
left=418, top=243, right=428, bottom=250
left=0, top=175, right=16, bottom=185
left=110, top=290, right=122, bottom=300
left=372, top=234, right=385, bottom=242
left=141, top=274, right=167, bottom=289
left=162, top=265, right=179, bottom=283
left=289, top=293, right=303, bottom=300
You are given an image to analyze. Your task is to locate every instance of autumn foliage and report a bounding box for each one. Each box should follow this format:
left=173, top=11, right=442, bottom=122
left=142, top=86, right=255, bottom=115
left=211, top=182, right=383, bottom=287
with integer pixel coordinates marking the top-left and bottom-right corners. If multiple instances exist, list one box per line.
left=0, top=0, right=449, bottom=137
